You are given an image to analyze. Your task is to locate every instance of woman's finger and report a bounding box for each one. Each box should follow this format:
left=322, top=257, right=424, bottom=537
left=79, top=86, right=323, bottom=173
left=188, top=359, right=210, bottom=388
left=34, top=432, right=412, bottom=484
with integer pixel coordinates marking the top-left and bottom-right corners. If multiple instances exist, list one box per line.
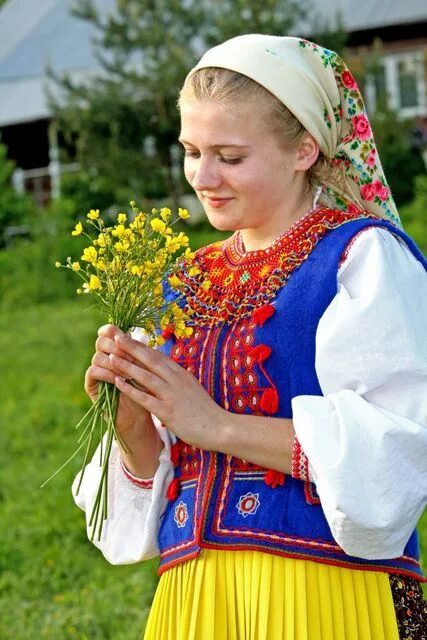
left=92, top=351, right=113, bottom=369
left=95, top=335, right=116, bottom=354
left=109, top=353, right=165, bottom=397
left=85, top=364, right=117, bottom=394
left=96, top=335, right=136, bottom=363
left=114, top=376, right=160, bottom=414
left=97, top=324, right=125, bottom=339
left=113, top=335, right=180, bottom=379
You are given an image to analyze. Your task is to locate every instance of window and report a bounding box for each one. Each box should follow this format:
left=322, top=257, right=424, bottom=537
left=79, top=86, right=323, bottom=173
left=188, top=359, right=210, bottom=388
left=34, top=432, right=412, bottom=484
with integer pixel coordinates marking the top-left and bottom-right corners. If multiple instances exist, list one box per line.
left=366, top=50, right=427, bottom=118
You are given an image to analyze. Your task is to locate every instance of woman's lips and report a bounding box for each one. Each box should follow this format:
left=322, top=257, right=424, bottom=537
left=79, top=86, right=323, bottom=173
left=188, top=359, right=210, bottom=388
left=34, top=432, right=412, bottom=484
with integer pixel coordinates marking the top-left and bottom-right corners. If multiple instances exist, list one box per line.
left=205, top=196, right=233, bottom=208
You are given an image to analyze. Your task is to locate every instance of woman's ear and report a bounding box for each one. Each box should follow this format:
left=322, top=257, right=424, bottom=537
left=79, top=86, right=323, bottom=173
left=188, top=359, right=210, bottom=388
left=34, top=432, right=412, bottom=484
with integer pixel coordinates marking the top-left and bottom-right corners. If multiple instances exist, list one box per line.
left=295, top=134, right=320, bottom=171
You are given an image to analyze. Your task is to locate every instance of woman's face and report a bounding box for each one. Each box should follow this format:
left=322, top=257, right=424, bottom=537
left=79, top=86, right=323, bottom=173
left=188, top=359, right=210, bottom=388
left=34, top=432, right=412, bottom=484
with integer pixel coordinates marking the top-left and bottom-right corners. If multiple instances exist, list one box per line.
left=179, top=98, right=309, bottom=238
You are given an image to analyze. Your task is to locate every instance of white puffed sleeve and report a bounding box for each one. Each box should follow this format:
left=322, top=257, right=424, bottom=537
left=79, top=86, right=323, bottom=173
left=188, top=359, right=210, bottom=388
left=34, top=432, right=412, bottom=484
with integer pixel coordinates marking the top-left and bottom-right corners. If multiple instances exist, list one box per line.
left=72, top=419, right=173, bottom=563
left=72, top=327, right=174, bottom=564
left=292, top=227, right=427, bottom=560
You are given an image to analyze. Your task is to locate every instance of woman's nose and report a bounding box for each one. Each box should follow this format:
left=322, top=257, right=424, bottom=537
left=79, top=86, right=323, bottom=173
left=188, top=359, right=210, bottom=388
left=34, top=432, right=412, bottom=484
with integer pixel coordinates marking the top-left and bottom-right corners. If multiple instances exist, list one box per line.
left=190, top=158, right=222, bottom=191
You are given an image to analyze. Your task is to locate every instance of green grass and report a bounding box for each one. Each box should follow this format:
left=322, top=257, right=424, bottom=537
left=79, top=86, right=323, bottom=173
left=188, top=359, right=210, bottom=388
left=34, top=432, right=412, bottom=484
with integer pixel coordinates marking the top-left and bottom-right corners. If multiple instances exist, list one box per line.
left=0, top=301, right=159, bottom=639
left=0, top=225, right=425, bottom=636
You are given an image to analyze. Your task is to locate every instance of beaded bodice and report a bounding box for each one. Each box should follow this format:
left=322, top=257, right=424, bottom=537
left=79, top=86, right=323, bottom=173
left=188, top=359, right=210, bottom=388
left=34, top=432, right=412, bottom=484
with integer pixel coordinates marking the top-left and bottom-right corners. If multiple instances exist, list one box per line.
left=175, top=207, right=376, bottom=325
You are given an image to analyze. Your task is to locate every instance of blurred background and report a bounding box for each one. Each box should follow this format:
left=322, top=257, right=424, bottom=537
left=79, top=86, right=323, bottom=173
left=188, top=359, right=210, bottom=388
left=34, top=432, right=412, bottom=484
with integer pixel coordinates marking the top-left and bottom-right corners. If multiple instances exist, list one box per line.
left=0, top=0, right=425, bottom=638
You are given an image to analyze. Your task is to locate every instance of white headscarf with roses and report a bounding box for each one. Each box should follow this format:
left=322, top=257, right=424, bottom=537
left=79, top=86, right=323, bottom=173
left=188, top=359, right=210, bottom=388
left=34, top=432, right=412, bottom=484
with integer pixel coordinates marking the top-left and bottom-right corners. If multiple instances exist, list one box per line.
left=186, top=34, right=402, bottom=228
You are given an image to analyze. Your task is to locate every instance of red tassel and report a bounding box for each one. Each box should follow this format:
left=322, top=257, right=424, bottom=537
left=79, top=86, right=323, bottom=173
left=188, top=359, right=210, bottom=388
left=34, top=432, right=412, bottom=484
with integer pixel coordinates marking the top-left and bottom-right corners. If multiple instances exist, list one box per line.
left=162, top=325, right=175, bottom=340
left=253, top=304, right=275, bottom=326
left=166, top=477, right=180, bottom=501
left=249, top=344, right=272, bottom=364
left=264, top=469, right=286, bottom=488
left=260, top=387, right=279, bottom=414
left=170, top=442, right=181, bottom=466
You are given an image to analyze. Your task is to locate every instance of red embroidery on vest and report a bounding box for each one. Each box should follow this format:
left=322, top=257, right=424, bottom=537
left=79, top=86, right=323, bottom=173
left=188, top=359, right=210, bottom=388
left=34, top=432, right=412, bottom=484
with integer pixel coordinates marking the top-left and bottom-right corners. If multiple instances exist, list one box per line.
left=175, top=207, right=378, bottom=326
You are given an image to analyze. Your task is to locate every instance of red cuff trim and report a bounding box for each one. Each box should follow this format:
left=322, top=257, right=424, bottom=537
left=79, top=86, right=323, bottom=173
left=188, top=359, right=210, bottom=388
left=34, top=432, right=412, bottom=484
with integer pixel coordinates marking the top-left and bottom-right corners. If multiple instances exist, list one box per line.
left=120, top=459, right=154, bottom=489
left=291, top=438, right=311, bottom=482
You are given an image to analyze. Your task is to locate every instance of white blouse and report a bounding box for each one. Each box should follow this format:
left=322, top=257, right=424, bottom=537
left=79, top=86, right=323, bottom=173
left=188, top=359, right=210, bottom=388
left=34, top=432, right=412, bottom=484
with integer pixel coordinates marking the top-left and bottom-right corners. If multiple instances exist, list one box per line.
left=73, top=227, right=427, bottom=564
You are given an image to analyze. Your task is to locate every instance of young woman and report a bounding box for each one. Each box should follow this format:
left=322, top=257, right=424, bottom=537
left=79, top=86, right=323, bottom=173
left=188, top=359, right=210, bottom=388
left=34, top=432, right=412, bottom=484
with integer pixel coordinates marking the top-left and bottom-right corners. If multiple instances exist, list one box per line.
left=75, top=35, right=427, bottom=639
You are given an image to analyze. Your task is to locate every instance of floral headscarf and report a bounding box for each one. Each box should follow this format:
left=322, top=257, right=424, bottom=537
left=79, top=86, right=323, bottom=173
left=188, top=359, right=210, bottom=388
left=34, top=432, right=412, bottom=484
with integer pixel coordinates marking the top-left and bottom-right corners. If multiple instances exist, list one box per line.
left=186, top=34, right=402, bottom=228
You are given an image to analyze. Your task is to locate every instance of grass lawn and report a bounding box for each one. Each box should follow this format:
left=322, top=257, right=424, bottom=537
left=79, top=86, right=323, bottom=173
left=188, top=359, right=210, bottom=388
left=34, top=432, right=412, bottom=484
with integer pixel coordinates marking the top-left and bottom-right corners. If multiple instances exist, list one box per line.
left=0, top=301, right=158, bottom=639
left=1, top=295, right=425, bottom=638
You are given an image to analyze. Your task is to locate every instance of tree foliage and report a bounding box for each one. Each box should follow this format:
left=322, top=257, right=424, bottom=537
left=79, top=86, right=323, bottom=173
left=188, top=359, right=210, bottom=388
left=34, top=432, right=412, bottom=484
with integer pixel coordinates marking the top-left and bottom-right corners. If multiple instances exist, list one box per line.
left=52, top=0, right=308, bottom=206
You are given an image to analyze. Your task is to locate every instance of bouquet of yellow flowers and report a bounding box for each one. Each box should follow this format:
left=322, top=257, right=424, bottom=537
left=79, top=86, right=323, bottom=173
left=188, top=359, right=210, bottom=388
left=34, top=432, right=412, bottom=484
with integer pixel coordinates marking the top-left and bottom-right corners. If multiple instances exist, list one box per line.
left=45, top=201, right=193, bottom=540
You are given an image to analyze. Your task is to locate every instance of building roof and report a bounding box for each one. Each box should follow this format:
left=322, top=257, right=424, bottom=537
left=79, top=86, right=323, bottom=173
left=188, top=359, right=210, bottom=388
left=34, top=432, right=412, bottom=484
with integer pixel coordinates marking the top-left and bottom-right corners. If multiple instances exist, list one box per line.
left=304, top=0, right=427, bottom=32
left=0, top=0, right=115, bottom=126
left=0, top=0, right=426, bottom=127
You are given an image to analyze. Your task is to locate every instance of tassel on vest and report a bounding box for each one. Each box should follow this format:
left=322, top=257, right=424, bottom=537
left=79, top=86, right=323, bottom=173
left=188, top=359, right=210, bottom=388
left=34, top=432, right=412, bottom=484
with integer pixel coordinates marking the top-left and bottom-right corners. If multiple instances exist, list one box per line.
left=264, top=469, right=286, bottom=488
left=167, top=477, right=180, bottom=501
left=253, top=303, right=275, bottom=326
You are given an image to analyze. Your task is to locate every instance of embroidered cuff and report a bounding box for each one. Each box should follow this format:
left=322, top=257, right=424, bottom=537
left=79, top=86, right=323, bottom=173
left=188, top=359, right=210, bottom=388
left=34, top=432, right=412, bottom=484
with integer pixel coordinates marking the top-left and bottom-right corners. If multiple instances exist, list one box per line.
left=120, top=458, right=154, bottom=489
left=291, top=438, right=312, bottom=482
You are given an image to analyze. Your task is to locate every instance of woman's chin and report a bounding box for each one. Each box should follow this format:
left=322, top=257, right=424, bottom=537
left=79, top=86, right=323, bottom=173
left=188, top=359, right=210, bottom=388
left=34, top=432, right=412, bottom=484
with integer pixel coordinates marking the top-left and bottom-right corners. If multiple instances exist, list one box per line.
left=205, top=212, right=240, bottom=232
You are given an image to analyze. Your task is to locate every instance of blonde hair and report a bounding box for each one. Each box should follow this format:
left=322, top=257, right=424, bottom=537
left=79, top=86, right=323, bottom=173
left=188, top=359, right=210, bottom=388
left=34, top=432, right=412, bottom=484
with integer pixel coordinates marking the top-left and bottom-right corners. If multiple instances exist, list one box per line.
left=179, top=67, right=345, bottom=201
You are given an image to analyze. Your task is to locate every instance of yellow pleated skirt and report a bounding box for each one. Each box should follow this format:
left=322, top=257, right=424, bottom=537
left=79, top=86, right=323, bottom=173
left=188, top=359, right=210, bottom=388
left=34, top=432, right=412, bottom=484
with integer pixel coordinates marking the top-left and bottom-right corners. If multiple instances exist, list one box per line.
left=143, top=549, right=399, bottom=640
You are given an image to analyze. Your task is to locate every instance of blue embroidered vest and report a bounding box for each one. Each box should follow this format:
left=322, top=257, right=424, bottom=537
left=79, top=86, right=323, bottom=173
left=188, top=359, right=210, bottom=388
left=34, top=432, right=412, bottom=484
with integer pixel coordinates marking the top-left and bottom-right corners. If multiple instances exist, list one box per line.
left=157, top=208, right=426, bottom=580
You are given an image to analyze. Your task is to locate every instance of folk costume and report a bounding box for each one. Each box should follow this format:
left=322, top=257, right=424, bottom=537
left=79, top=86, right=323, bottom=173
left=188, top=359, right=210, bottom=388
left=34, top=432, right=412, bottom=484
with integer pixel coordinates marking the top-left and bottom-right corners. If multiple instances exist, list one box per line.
left=73, top=36, right=427, bottom=639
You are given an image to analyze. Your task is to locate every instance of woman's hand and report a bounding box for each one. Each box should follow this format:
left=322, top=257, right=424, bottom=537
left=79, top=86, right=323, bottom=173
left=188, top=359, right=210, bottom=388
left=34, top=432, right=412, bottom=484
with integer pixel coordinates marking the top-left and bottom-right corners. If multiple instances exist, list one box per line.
left=85, top=325, right=157, bottom=449
left=110, top=334, right=225, bottom=452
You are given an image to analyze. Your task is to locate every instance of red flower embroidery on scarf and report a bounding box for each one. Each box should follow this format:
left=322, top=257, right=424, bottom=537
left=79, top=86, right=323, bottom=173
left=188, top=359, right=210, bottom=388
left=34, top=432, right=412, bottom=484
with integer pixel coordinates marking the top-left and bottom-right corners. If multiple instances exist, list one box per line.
left=360, top=183, right=376, bottom=201
left=341, top=70, right=358, bottom=90
left=352, top=114, right=372, bottom=141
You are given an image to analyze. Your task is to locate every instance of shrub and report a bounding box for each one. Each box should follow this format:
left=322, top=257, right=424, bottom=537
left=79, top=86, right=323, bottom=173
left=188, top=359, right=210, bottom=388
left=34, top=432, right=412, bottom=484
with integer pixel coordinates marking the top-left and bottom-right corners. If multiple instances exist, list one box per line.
left=0, top=143, right=36, bottom=247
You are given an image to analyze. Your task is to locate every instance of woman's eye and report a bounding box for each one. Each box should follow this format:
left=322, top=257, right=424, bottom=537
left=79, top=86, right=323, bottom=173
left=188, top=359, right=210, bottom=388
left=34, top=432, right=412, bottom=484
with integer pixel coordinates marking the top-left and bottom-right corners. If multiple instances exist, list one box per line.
left=220, top=157, right=243, bottom=165
left=183, top=150, right=200, bottom=158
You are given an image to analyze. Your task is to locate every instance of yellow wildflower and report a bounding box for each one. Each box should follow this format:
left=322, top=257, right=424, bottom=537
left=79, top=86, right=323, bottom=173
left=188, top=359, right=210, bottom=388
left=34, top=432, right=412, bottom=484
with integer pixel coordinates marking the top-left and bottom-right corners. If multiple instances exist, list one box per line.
left=76, top=288, right=83, bottom=295
left=155, top=335, right=166, bottom=346
left=171, top=302, right=184, bottom=318
left=160, top=315, right=170, bottom=329
left=144, top=260, right=156, bottom=274
left=178, top=207, right=190, bottom=220
left=87, top=209, right=100, bottom=220
left=55, top=261, right=61, bottom=268
left=117, top=213, right=127, bottom=224
left=71, top=262, right=80, bottom=271
left=154, top=283, right=163, bottom=296
left=96, top=259, right=106, bottom=271
left=188, top=266, right=201, bottom=277
left=160, top=207, right=172, bottom=222
left=184, top=247, right=195, bottom=260
left=131, top=265, right=144, bottom=276
left=165, top=232, right=189, bottom=254
left=72, top=222, right=83, bottom=236
left=81, top=246, right=98, bottom=263
left=114, top=241, right=129, bottom=253
left=168, top=274, right=182, bottom=288
left=112, top=224, right=126, bottom=238
left=83, top=275, right=102, bottom=293
left=174, top=322, right=193, bottom=339
left=150, top=218, right=166, bottom=233
left=97, top=234, right=107, bottom=247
